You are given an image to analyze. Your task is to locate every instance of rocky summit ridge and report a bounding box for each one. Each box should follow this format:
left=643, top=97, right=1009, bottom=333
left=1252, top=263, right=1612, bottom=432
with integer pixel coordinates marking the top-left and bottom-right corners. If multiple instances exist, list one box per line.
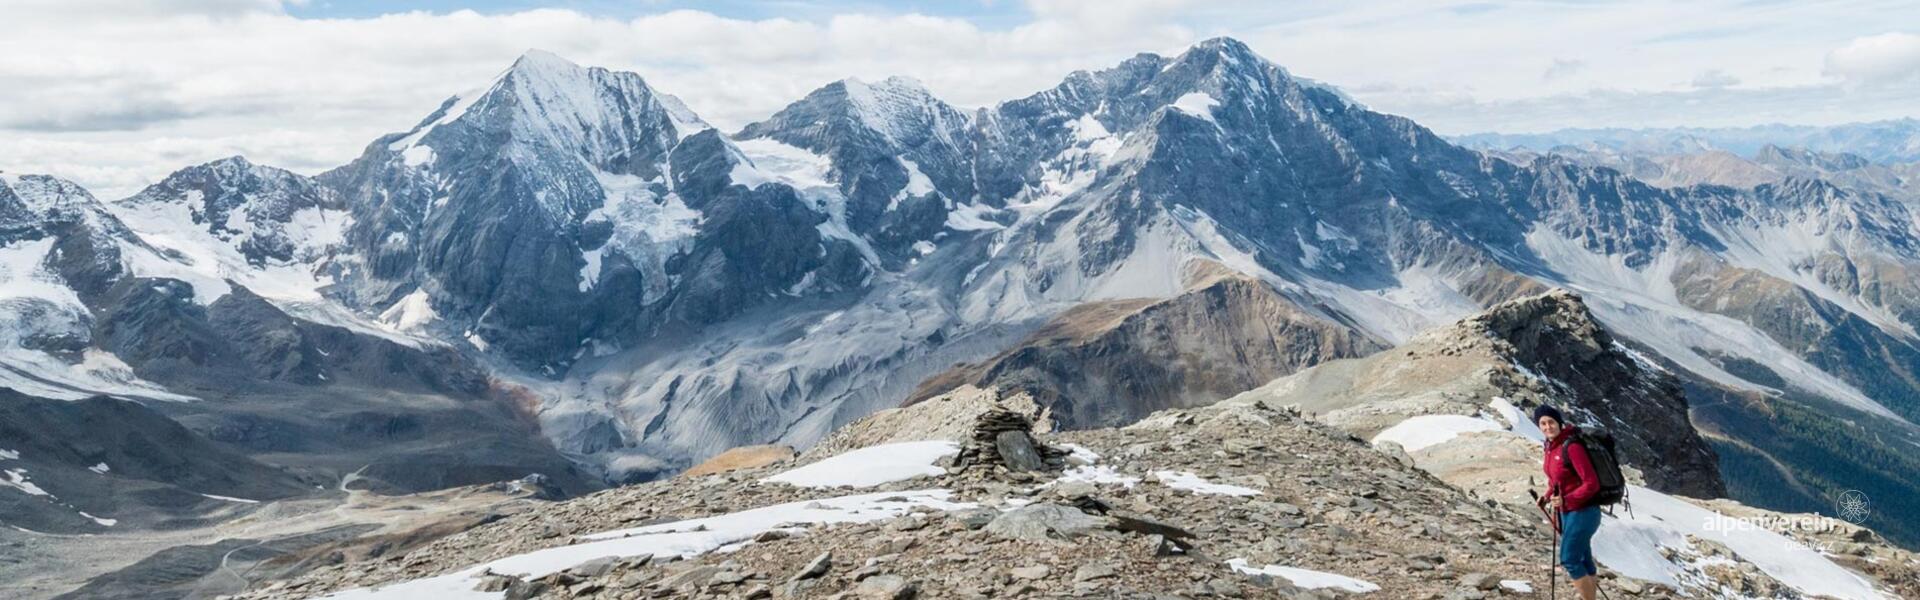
left=223, top=293, right=1919, bottom=600
left=228, top=388, right=1571, bottom=600
left=1230, top=290, right=1724, bottom=499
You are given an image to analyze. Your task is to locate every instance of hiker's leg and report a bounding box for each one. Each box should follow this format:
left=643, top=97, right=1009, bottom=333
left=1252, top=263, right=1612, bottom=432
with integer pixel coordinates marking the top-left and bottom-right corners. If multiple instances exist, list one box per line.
left=1559, top=507, right=1603, bottom=585
left=1573, top=575, right=1598, bottom=600
left=1558, top=520, right=1578, bottom=578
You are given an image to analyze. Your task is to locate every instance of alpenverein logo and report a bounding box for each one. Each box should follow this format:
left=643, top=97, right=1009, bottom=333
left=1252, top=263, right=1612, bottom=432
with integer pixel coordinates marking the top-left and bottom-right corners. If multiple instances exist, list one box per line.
left=1836, top=490, right=1870, bottom=524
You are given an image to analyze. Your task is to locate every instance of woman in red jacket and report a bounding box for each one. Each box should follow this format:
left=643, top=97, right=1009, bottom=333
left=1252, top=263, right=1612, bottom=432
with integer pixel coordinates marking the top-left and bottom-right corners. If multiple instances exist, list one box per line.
left=1535, top=405, right=1601, bottom=600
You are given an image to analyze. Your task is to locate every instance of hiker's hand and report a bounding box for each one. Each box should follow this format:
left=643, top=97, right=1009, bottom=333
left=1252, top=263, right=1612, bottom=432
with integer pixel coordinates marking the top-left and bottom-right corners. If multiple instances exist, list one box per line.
left=1549, top=495, right=1562, bottom=510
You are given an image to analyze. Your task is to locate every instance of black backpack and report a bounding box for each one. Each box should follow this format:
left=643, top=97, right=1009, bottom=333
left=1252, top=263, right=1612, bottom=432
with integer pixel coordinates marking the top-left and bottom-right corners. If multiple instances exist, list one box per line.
left=1560, top=427, right=1628, bottom=508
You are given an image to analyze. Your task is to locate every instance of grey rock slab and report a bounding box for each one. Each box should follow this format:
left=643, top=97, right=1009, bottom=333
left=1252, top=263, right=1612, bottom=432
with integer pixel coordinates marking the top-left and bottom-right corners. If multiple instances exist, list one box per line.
left=1073, top=563, right=1119, bottom=582
left=1008, top=565, right=1050, bottom=580
left=983, top=503, right=1112, bottom=542
left=994, top=430, right=1047, bottom=472
left=855, top=574, right=917, bottom=599
left=793, top=551, right=833, bottom=581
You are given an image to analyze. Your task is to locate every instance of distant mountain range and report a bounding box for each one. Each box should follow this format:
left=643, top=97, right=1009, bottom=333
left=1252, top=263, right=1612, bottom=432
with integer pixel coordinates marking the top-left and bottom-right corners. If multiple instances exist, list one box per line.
left=1454, top=119, right=1920, bottom=164
left=5, top=37, right=1920, bottom=550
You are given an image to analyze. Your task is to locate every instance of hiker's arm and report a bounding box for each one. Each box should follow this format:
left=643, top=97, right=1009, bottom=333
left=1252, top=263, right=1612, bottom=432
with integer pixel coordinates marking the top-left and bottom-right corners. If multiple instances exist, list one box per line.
left=1564, top=442, right=1601, bottom=504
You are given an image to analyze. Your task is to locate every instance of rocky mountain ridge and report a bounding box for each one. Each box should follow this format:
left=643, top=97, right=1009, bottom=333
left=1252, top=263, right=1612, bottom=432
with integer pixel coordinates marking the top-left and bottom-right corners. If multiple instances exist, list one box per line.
left=910, top=261, right=1385, bottom=429
left=218, top=294, right=1919, bottom=600
left=1229, top=290, right=1724, bottom=499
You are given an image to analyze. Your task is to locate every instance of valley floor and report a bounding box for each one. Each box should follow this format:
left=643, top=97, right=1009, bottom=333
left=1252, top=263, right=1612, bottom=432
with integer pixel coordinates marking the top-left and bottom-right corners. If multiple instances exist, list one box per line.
left=1, top=476, right=544, bottom=600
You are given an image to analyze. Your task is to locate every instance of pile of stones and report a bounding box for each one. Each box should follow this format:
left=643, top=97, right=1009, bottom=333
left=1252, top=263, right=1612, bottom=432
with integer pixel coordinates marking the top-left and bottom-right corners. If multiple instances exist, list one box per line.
left=947, top=408, right=1068, bottom=474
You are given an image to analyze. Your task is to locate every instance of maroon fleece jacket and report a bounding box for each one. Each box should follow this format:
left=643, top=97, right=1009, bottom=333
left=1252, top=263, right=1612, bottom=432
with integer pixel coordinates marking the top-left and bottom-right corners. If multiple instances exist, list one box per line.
left=1544, top=427, right=1601, bottom=513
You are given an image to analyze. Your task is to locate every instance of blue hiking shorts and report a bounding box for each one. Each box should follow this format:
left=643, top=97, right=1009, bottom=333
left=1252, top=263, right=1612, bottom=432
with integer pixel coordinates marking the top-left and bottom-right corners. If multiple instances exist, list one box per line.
left=1559, top=505, right=1601, bottom=579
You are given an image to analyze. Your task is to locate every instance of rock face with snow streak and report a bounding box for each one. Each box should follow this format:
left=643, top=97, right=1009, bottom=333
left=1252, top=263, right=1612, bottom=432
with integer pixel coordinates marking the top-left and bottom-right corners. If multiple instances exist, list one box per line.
left=736, top=76, right=976, bottom=265
left=1, top=174, right=178, bottom=400
left=1230, top=289, right=1725, bottom=499
left=119, top=156, right=347, bottom=267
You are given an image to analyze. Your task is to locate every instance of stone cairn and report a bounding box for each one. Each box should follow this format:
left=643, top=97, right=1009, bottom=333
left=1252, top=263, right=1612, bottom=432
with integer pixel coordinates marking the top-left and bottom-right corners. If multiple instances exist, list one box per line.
left=949, top=407, right=1069, bottom=474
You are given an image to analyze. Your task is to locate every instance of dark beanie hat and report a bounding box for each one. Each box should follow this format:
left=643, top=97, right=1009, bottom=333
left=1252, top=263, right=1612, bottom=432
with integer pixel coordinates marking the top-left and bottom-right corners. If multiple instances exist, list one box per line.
left=1531, top=404, right=1565, bottom=426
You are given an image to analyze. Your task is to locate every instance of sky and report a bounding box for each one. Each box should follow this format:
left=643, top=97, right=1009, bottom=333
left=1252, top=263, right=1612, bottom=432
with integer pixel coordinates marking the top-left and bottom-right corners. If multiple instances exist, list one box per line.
left=5, top=0, right=1919, bottom=199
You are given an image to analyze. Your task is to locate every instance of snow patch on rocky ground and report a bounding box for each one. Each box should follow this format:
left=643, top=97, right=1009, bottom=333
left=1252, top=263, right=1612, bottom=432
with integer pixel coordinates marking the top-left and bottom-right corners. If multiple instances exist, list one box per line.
left=1056, top=443, right=1100, bottom=464
left=1226, top=559, right=1379, bottom=592
left=1487, top=397, right=1545, bottom=442
left=322, top=490, right=974, bottom=600
left=1151, top=471, right=1261, bottom=497
left=2, top=468, right=49, bottom=496
left=1372, top=415, right=1503, bottom=452
left=1054, top=465, right=1140, bottom=488
left=1593, top=485, right=1890, bottom=599
left=761, top=440, right=958, bottom=489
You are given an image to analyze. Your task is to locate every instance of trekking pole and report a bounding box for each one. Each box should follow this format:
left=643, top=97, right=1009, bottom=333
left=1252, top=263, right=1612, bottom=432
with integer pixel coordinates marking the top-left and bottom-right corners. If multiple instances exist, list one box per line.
left=1530, top=489, right=1557, bottom=600
left=1551, top=516, right=1560, bottom=600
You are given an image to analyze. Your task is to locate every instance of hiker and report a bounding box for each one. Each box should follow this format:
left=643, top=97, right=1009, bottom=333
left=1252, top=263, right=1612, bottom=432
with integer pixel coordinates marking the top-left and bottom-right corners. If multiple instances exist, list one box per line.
left=1535, top=405, right=1601, bottom=600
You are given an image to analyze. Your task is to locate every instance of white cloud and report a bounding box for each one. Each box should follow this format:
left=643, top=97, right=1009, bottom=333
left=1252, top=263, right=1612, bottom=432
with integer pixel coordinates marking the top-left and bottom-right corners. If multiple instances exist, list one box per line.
left=0, top=3, right=1207, bottom=197
left=1543, top=58, right=1587, bottom=81
left=1, top=2, right=1916, bottom=197
left=1825, top=32, right=1920, bottom=86
left=8, top=0, right=292, bottom=19
left=1690, top=69, right=1741, bottom=89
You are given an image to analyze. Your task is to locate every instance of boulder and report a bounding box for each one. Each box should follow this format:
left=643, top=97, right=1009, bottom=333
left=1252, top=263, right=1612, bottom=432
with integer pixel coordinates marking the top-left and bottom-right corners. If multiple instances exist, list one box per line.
left=994, top=430, right=1047, bottom=472
left=985, top=503, right=1112, bottom=542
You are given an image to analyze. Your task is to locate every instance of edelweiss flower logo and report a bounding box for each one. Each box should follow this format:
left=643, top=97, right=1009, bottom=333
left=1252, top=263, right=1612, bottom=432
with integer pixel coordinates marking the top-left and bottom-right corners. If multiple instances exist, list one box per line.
left=1836, top=490, right=1870, bottom=524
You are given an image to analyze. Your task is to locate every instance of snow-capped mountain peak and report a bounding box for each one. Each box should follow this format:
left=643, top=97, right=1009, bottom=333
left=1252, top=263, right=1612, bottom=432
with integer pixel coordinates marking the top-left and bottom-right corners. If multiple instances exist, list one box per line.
left=116, top=156, right=348, bottom=272
left=1164, top=37, right=1359, bottom=111
left=384, top=49, right=710, bottom=164
left=745, top=74, right=972, bottom=154
left=835, top=75, right=962, bottom=144
left=1176, top=36, right=1269, bottom=71
left=507, top=47, right=579, bottom=74
left=493, top=49, right=710, bottom=158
